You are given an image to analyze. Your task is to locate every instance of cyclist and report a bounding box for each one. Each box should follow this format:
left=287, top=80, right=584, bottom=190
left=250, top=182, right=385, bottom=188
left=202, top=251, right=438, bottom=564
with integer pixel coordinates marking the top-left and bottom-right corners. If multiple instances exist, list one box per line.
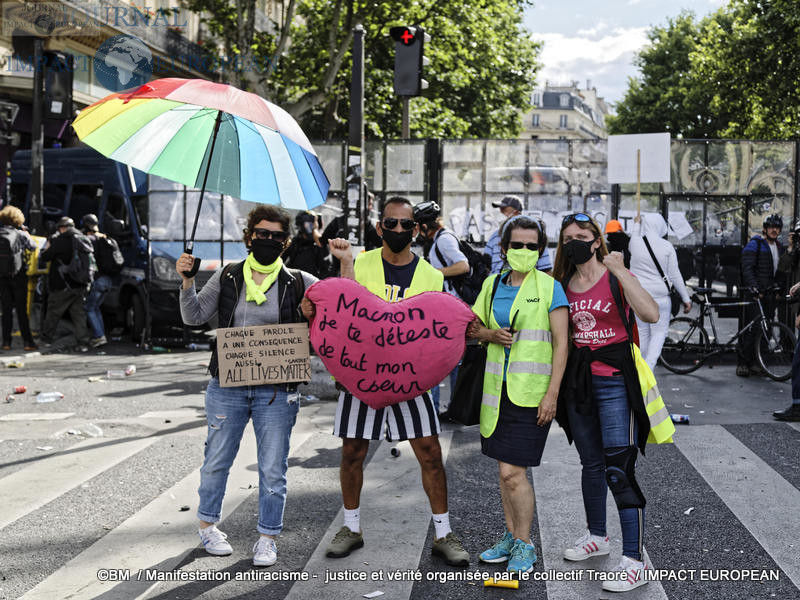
left=414, top=200, right=469, bottom=415
left=739, top=214, right=785, bottom=377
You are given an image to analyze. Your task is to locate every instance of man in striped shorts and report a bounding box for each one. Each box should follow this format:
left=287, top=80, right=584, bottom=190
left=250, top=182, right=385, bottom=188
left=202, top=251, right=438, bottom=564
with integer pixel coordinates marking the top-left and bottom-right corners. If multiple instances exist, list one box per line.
left=301, top=196, right=470, bottom=567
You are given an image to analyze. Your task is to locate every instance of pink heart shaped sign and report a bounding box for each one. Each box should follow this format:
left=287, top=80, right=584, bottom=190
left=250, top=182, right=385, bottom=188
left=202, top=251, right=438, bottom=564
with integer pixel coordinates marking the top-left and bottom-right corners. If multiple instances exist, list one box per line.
left=305, top=278, right=476, bottom=409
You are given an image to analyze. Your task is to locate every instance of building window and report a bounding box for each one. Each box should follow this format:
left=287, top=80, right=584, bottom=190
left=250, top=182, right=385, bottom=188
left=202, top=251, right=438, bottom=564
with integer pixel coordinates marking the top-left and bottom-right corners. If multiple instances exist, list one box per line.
left=531, top=114, right=540, bottom=127
left=559, top=94, right=570, bottom=107
left=559, top=115, right=568, bottom=128
left=532, top=93, right=540, bottom=106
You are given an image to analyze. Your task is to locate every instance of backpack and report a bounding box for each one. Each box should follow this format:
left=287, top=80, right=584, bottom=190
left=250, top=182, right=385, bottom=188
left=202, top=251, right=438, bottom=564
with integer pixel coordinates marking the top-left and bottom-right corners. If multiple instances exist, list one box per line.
left=58, top=232, right=96, bottom=287
left=0, top=228, right=23, bottom=277
left=432, top=230, right=492, bottom=305
left=93, top=235, right=124, bottom=276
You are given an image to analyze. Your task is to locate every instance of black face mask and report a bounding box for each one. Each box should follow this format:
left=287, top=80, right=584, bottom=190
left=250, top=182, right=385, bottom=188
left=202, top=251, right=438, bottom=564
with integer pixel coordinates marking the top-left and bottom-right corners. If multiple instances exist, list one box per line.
left=250, top=238, right=283, bottom=266
left=606, top=232, right=629, bottom=252
left=564, top=238, right=596, bottom=265
left=382, top=229, right=413, bottom=253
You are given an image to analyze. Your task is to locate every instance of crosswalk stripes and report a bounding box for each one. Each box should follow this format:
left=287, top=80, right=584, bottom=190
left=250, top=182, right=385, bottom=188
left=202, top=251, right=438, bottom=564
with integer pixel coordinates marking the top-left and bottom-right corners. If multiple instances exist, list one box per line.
left=672, top=425, right=800, bottom=589
left=3, top=403, right=800, bottom=599
left=0, top=436, right=156, bottom=531
left=285, top=433, right=454, bottom=600
left=532, top=426, right=668, bottom=600
left=18, top=421, right=316, bottom=600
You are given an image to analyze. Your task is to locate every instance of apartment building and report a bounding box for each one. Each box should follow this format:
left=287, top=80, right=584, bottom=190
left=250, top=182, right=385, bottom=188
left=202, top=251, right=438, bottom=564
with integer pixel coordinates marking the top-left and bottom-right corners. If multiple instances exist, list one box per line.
left=521, top=80, right=611, bottom=140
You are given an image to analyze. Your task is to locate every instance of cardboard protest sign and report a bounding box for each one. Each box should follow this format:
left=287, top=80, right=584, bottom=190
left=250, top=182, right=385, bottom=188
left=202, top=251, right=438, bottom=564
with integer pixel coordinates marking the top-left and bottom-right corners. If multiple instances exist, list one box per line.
left=217, top=324, right=310, bottom=388
left=305, top=278, right=476, bottom=409
left=607, top=133, right=671, bottom=184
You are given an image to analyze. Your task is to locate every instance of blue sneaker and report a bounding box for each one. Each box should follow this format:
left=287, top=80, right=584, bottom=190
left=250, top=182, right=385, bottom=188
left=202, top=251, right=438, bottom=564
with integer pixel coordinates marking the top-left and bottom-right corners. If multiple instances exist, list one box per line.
left=507, top=539, right=537, bottom=574
left=479, top=530, right=514, bottom=563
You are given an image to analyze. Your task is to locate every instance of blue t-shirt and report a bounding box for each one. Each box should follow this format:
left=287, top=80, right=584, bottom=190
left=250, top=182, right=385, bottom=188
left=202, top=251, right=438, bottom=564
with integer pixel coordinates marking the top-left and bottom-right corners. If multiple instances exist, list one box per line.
left=490, top=273, right=568, bottom=379
left=382, top=255, right=425, bottom=302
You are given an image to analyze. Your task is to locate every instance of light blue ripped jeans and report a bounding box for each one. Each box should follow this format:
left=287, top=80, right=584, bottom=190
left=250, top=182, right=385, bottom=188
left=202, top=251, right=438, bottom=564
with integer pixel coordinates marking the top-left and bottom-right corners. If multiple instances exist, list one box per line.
left=197, top=378, right=300, bottom=535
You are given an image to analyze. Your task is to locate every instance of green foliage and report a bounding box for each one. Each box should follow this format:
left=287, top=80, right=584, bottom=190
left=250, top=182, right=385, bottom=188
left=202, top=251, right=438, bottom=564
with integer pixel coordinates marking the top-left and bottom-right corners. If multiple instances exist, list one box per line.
left=610, top=1, right=800, bottom=139
left=180, top=0, right=540, bottom=139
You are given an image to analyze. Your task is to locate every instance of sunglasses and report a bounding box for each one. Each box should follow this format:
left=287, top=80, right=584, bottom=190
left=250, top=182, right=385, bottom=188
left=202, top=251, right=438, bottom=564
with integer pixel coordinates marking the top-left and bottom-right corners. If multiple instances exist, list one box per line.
left=252, top=228, right=288, bottom=242
left=509, top=241, right=539, bottom=250
left=562, top=212, right=599, bottom=235
left=381, top=217, right=416, bottom=231
left=562, top=212, right=592, bottom=226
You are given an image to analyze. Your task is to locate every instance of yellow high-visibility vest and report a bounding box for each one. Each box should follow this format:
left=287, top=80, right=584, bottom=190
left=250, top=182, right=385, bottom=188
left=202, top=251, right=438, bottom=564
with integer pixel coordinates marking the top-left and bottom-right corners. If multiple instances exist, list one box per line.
left=472, top=270, right=555, bottom=438
left=354, top=248, right=443, bottom=300
left=632, top=344, right=675, bottom=443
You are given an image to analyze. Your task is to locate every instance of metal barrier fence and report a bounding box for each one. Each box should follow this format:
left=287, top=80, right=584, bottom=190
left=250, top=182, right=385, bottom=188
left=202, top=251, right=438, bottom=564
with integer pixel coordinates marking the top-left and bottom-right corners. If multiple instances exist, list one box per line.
left=314, top=138, right=799, bottom=297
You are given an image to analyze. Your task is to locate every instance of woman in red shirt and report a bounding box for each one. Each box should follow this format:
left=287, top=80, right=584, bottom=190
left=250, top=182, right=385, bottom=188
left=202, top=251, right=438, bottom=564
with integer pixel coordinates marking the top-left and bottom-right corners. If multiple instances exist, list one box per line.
left=553, top=213, right=659, bottom=593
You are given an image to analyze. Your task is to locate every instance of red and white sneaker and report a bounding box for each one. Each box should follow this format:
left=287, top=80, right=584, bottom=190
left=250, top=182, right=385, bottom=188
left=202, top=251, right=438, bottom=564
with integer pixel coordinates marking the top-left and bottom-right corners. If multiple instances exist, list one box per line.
left=601, top=548, right=652, bottom=592
left=563, top=531, right=610, bottom=561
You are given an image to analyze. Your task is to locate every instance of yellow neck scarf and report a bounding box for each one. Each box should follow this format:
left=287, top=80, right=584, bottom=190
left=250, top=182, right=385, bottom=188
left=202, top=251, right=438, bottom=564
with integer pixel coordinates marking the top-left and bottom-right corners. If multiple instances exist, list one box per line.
left=243, top=254, right=283, bottom=304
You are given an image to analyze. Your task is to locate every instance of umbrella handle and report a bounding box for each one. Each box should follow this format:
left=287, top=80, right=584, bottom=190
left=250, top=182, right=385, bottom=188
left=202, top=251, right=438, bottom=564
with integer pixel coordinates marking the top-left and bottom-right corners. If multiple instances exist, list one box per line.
left=182, top=242, right=201, bottom=278
left=182, top=256, right=201, bottom=279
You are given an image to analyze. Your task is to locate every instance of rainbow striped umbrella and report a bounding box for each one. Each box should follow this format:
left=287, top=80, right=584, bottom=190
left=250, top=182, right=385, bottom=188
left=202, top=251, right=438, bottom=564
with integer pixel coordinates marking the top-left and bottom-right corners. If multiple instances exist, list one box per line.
left=72, top=78, right=329, bottom=273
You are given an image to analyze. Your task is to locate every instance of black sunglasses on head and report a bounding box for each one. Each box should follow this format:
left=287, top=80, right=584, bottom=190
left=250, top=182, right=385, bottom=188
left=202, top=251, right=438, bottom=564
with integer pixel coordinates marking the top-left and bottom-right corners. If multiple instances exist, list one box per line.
left=252, top=228, right=288, bottom=242
left=509, top=241, right=539, bottom=250
left=381, top=217, right=416, bottom=230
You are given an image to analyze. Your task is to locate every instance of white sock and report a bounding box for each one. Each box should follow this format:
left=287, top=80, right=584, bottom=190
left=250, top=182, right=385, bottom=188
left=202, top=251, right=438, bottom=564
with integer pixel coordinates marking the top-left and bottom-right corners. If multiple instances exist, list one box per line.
left=432, top=512, right=451, bottom=539
left=343, top=507, right=360, bottom=533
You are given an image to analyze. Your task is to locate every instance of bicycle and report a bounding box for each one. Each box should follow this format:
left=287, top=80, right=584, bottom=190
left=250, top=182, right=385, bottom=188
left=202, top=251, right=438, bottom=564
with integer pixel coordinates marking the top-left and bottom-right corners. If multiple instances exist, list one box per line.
left=659, top=285, right=796, bottom=381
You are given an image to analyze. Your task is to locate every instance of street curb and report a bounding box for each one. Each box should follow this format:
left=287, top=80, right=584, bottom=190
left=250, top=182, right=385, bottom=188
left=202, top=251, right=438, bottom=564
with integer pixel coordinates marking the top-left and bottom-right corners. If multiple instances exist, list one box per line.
left=1, top=350, right=42, bottom=366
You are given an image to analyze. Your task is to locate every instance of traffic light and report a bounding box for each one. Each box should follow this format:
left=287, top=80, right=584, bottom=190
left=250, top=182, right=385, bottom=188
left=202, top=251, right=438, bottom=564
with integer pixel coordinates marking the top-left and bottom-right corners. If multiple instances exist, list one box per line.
left=389, top=26, right=430, bottom=96
left=43, top=51, right=74, bottom=119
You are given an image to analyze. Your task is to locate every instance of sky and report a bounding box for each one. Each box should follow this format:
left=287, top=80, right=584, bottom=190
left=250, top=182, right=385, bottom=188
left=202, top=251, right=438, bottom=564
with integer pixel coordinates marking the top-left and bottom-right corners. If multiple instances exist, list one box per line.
left=523, top=0, right=728, bottom=110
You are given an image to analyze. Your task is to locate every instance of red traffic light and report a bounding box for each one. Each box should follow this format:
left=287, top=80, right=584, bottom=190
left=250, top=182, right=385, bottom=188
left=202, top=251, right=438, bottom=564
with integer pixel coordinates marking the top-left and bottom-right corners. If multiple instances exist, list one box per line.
left=390, top=26, right=418, bottom=45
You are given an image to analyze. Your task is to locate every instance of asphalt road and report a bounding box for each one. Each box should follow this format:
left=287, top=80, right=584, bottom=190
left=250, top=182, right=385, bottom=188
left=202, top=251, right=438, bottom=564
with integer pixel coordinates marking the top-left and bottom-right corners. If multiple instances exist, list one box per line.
left=0, top=343, right=798, bottom=600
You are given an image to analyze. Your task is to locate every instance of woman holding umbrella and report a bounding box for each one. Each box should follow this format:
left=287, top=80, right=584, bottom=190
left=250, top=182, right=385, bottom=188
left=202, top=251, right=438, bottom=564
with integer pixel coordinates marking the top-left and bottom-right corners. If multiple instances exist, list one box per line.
left=177, top=205, right=321, bottom=567
left=73, top=79, right=332, bottom=565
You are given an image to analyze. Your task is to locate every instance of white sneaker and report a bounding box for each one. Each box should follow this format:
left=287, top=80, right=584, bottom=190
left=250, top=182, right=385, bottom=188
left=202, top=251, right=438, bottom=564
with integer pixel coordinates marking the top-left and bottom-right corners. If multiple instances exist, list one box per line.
left=563, top=530, right=610, bottom=561
left=252, top=536, right=277, bottom=567
left=601, top=549, right=652, bottom=592
left=198, top=525, right=232, bottom=556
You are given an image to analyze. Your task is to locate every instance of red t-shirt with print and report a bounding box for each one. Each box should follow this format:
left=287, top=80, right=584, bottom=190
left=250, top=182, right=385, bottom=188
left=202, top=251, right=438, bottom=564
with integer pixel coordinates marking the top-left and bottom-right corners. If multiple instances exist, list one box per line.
left=566, top=270, right=630, bottom=376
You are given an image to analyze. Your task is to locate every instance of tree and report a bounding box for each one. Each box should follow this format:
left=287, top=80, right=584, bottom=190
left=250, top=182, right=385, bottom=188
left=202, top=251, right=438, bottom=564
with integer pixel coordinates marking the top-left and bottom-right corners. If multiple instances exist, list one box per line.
left=610, top=1, right=800, bottom=139
left=607, top=11, right=728, bottom=138
left=180, top=0, right=540, bottom=139
left=693, top=0, right=800, bottom=139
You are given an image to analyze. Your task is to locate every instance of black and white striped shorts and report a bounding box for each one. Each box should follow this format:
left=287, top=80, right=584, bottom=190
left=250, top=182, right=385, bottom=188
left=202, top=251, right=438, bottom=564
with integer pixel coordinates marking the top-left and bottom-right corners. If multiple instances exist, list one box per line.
left=333, top=391, right=441, bottom=441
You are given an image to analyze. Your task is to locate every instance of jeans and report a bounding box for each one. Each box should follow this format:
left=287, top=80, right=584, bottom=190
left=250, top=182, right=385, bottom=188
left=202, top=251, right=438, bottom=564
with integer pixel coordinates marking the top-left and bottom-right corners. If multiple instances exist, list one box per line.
left=636, top=295, right=672, bottom=370
left=85, top=275, right=113, bottom=339
left=566, top=375, right=644, bottom=561
left=197, top=378, right=300, bottom=535
left=431, top=363, right=460, bottom=413
left=42, top=286, right=90, bottom=344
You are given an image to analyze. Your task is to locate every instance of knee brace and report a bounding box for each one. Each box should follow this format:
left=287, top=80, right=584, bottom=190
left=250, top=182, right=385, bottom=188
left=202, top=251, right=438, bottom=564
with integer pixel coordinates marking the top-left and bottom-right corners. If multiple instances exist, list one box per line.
left=604, top=446, right=646, bottom=510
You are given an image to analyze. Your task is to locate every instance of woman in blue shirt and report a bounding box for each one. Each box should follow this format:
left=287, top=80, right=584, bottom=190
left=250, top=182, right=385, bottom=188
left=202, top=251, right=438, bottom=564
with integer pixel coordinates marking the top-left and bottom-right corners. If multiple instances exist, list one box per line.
left=468, top=216, right=569, bottom=575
